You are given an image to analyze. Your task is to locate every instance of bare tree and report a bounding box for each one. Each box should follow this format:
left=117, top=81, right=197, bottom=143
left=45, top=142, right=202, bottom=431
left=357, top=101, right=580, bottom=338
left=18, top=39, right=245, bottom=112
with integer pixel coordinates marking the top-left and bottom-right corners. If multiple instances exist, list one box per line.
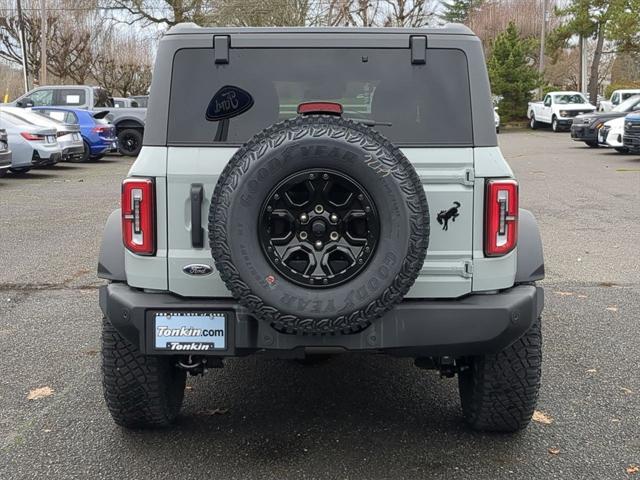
left=383, top=0, right=437, bottom=27
left=109, top=0, right=218, bottom=26
left=214, top=0, right=310, bottom=27
left=93, top=32, right=153, bottom=96
left=314, top=0, right=437, bottom=26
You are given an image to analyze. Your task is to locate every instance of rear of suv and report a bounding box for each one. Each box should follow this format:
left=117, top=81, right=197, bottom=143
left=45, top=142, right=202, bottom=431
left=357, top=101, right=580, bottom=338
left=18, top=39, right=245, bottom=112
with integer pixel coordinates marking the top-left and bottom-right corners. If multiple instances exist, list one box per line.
left=98, top=24, right=545, bottom=432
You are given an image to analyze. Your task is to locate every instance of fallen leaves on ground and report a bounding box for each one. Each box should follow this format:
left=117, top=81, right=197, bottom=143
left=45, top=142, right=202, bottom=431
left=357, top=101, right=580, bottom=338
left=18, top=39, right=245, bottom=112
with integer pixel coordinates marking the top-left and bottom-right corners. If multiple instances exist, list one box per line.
left=586, top=369, right=597, bottom=373
left=185, top=386, right=193, bottom=391
left=620, top=387, right=634, bottom=395
left=27, top=386, right=54, bottom=400
left=548, top=447, right=560, bottom=455
left=196, top=408, right=229, bottom=416
left=532, top=410, right=554, bottom=425
left=554, top=291, right=574, bottom=296
left=606, top=306, right=618, bottom=312
left=626, top=465, right=639, bottom=475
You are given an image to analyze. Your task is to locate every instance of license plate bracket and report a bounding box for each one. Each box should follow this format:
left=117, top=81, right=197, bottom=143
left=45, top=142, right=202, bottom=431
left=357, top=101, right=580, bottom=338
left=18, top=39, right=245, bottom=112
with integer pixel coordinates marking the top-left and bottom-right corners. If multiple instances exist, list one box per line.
left=151, top=311, right=228, bottom=352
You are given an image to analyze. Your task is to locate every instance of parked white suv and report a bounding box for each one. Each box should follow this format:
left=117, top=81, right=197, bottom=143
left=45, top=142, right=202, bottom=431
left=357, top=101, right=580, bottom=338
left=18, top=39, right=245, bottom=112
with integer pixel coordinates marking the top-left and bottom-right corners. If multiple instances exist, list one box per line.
left=528, top=91, right=596, bottom=132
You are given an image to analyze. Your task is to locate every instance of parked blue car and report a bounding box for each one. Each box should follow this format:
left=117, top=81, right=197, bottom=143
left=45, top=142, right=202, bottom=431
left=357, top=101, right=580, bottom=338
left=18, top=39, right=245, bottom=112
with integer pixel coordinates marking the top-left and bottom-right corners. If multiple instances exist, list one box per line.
left=32, top=107, right=117, bottom=162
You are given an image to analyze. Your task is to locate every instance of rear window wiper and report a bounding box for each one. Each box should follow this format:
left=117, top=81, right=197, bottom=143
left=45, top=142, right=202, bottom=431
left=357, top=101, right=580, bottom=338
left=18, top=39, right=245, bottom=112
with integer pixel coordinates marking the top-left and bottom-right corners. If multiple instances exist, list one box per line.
left=352, top=119, right=393, bottom=127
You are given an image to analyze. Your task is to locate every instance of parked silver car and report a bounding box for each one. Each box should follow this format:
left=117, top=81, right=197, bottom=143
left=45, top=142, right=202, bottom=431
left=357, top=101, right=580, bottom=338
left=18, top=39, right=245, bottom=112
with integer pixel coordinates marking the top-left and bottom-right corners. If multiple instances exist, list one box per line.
left=0, top=128, right=12, bottom=177
left=1, top=107, right=84, bottom=162
left=0, top=110, right=61, bottom=173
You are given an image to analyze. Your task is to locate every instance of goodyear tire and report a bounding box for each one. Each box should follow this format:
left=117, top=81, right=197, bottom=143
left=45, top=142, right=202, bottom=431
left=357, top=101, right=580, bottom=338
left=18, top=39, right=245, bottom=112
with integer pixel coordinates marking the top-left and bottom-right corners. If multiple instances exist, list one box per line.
left=102, top=317, right=186, bottom=428
left=458, top=316, right=543, bottom=432
left=210, top=115, right=429, bottom=335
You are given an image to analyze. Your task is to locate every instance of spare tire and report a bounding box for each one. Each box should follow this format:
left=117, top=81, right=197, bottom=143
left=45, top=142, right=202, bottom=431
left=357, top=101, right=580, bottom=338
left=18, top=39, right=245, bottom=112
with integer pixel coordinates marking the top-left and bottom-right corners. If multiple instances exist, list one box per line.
left=209, top=115, right=429, bottom=335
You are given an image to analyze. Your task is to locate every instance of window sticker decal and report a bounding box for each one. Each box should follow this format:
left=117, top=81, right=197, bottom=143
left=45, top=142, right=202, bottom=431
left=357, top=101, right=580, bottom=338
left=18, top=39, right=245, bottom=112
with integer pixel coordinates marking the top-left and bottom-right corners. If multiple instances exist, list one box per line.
left=205, top=85, right=254, bottom=122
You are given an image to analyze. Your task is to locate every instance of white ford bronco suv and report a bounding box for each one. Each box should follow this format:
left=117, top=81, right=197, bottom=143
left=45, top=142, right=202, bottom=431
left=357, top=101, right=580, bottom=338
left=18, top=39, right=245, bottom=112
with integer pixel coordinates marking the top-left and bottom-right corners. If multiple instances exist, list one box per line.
left=98, top=24, right=545, bottom=432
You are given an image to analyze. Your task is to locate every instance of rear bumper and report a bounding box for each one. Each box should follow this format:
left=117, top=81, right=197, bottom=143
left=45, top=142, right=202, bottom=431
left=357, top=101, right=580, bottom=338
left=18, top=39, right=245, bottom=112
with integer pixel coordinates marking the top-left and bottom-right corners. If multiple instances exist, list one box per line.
left=100, top=283, right=544, bottom=358
left=32, top=150, right=62, bottom=166
left=63, top=145, right=85, bottom=161
left=0, top=150, right=11, bottom=169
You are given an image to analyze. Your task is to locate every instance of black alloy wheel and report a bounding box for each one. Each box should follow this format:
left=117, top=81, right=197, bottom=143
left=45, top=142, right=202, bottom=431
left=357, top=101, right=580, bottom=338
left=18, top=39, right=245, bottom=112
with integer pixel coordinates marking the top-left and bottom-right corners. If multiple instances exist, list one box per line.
left=259, top=169, right=379, bottom=289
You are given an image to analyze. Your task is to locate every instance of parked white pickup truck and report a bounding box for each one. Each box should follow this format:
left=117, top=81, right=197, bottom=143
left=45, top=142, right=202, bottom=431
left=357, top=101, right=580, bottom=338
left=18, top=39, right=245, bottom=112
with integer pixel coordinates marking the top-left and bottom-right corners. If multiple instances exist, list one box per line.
left=598, top=89, right=640, bottom=112
left=528, top=91, right=596, bottom=132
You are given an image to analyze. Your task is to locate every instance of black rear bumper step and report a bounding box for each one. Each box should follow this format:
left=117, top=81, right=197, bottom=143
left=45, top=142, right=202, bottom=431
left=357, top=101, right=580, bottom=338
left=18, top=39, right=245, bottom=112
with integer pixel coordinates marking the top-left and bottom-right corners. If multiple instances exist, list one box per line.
left=100, top=283, right=543, bottom=358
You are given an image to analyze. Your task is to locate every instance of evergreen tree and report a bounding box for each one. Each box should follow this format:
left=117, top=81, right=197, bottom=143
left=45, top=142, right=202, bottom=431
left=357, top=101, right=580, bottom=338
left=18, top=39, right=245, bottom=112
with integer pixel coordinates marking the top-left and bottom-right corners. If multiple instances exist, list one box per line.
left=487, top=23, right=542, bottom=121
left=549, top=0, right=640, bottom=104
left=439, top=0, right=482, bottom=24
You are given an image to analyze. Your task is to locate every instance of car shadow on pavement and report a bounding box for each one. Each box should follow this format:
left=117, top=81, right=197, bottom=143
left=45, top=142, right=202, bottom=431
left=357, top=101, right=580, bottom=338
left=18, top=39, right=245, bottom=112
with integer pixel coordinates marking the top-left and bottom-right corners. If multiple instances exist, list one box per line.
left=115, top=354, right=532, bottom=475
left=6, top=172, right=59, bottom=180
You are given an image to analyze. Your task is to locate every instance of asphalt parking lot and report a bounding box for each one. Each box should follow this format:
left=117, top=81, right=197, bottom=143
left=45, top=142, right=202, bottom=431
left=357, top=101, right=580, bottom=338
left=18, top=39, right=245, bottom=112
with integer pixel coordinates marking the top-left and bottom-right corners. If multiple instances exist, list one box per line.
left=0, top=130, right=638, bottom=479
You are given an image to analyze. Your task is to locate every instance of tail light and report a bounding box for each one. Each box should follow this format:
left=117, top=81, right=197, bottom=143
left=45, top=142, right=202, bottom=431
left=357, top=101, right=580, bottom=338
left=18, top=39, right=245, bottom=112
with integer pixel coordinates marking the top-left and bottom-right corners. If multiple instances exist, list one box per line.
left=92, top=126, right=110, bottom=134
left=121, top=178, right=155, bottom=255
left=20, top=132, right=44, bottom=141
left=485, top=179, right=518, bottom=257
left=297, top=102, right=343, bottom=115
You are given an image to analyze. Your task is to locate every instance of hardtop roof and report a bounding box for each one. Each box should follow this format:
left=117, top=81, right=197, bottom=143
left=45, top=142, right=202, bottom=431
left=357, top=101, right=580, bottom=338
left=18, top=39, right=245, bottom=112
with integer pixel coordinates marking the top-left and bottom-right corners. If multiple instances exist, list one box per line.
left=166, top=23, right=475, bottom=36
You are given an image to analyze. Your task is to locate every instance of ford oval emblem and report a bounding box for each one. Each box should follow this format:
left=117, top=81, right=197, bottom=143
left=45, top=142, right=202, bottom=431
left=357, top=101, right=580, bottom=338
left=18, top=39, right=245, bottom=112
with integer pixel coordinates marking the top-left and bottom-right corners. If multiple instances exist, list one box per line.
left=183, top=264, right=214, bottom=276
left=205, top=85, right=254, bottom=122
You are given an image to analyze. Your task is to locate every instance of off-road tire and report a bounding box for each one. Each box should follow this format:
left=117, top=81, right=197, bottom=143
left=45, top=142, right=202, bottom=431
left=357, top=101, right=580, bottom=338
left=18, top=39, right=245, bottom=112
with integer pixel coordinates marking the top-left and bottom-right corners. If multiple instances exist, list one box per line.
left=102, top=317, right=186, bottom=428
left=458, top=316, right=542, bottom=432
left=117, top=128, right=143, bottom=157
left=529, top=114, right=538, bottom=130
left=210, top=115, right=429, bottom=336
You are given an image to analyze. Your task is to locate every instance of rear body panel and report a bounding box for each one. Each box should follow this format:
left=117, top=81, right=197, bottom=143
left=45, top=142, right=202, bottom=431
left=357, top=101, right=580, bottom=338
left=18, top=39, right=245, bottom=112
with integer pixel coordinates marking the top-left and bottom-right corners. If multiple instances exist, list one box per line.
left=122, top=27, right=516, bottom=301
left=129, top=144, right=514, bottom=299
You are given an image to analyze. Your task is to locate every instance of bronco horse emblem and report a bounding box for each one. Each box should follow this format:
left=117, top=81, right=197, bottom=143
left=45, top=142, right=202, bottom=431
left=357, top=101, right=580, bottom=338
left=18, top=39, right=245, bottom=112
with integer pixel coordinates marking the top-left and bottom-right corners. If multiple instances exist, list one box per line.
left=436, top=202, right=461, bottom=231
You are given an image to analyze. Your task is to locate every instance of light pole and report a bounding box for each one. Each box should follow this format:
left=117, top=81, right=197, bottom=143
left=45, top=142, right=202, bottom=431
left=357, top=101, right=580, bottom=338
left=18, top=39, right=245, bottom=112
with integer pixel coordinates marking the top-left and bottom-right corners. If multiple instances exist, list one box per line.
left=16, top=0, right=30, bottom=93
left=539, top=0, right=548, bottom=74
left=41, top=0, right=47, bottom=86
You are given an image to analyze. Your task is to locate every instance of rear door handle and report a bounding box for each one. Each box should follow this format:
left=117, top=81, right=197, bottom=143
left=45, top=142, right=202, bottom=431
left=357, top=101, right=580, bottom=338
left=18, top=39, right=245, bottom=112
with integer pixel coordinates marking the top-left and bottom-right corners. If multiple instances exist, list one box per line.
left=190, top=184, right=204, bottom=248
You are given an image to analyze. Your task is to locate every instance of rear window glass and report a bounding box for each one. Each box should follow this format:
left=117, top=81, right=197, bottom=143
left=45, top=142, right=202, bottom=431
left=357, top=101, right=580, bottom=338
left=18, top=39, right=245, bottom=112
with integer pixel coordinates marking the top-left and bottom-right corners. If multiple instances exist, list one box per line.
left=168, top=48, right=472, bottom=146
left=57, top=89, right=86, bottom=106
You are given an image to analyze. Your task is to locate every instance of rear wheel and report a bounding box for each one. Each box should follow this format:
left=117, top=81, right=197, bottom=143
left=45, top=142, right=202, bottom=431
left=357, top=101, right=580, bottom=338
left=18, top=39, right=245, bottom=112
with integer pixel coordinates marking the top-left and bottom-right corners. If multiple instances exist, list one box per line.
left=117, top=128, right=143, bottom=157
left=74, top=141, right=91, bottom=163
left=585, top=141, right=599, bottom=148
left=529, top=114, right=538, bottom=130
left=458, top=316, right=542, bottom=432
left=102, top=317, right=186, bottom=428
